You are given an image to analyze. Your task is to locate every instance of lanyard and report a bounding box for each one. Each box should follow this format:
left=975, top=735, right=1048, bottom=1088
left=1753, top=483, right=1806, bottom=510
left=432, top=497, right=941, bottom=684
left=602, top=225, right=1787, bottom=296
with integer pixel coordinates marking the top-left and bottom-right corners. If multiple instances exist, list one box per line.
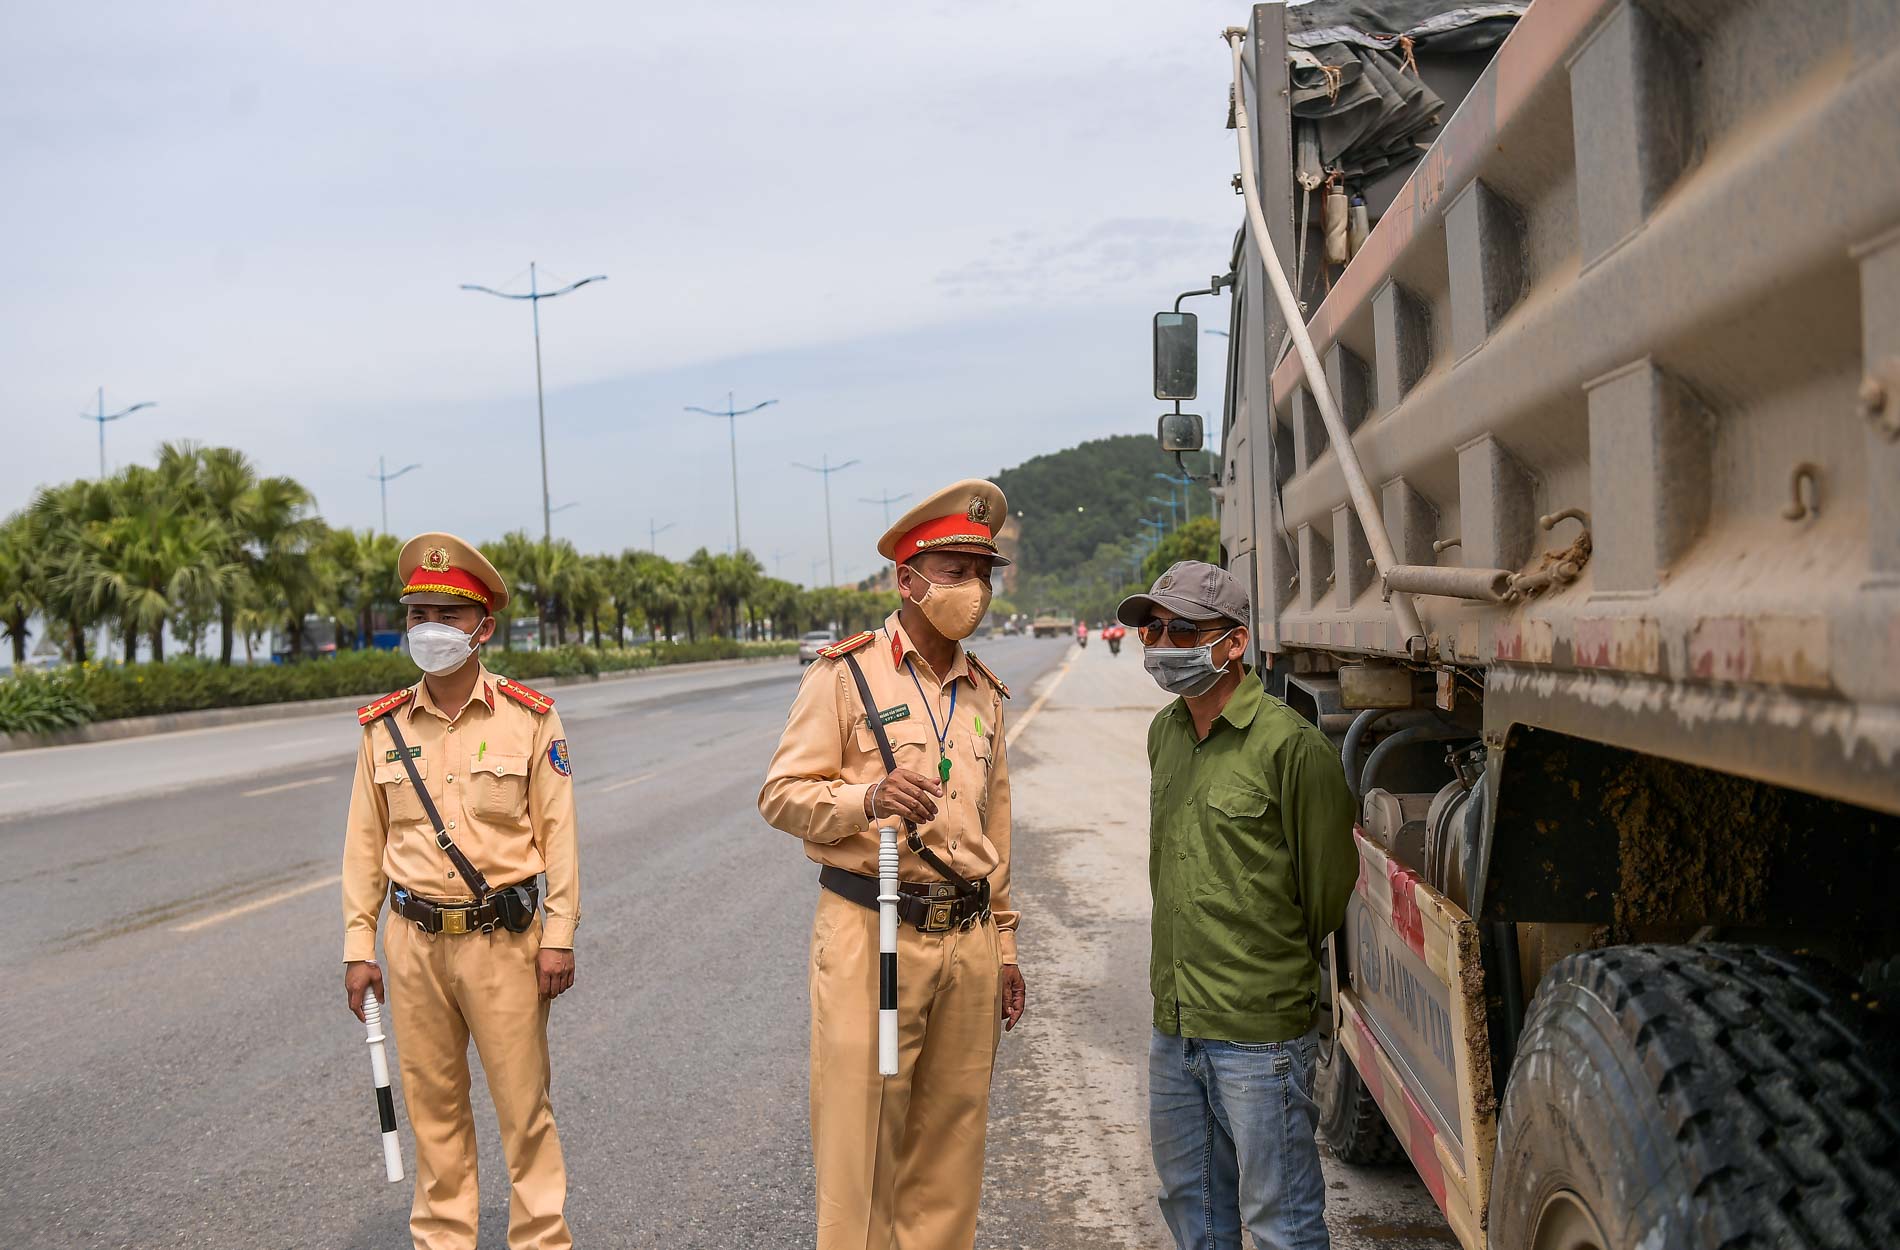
left=904, top=658, right=958, bottom=784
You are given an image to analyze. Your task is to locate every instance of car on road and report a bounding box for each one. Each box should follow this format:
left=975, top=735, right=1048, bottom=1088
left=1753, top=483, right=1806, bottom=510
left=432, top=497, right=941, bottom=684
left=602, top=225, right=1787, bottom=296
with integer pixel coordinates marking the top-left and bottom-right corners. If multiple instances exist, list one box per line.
left=797, top=629, right=837, bottom=665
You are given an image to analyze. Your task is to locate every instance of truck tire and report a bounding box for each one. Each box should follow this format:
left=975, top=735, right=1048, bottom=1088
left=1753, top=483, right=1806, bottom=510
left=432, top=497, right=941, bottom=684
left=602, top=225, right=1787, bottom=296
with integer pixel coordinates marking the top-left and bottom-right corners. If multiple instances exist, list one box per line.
left=1491, top=944, right=1900, bottom=1250
left=1316, top=1040, right=1405, bottom=1165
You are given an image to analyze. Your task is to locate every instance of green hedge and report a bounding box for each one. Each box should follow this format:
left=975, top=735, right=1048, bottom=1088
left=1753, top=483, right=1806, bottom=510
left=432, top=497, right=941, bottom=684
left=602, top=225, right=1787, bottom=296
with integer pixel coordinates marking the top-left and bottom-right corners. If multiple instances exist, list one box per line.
left=1, top=640, right=797, bottom=732
left=0, top=669, right=97, bottom=735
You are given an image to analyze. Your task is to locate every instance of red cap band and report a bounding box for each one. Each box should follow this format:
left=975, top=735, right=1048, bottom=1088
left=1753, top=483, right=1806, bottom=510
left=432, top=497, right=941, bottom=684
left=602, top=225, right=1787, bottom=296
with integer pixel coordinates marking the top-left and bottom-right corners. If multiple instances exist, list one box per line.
left=401, top=563, right=493, bottom=611
left=892, top=513, right=999, bottom=564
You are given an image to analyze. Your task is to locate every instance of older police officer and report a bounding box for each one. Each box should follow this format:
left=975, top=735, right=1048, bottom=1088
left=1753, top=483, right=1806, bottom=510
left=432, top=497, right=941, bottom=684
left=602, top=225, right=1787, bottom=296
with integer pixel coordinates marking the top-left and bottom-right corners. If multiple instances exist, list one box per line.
left=760, top=479, right=1027, bottom=1250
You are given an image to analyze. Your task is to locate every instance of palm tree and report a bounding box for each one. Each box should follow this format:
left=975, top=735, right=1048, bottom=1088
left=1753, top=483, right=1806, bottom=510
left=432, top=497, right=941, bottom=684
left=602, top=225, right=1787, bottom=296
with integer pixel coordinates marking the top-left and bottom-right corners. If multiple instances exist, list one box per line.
left=243, top=475, right=329, bottom=659
left=70, top=467, right=231, bottom=663
left=627, top=552, right=682, bottom=644
left=324, top=527, right=401, bottom=650
left=193, top=445, right=267, bottom=665
left=0, top=511, right=38, bottom=667
left=28, top=478, right=114, bottom=664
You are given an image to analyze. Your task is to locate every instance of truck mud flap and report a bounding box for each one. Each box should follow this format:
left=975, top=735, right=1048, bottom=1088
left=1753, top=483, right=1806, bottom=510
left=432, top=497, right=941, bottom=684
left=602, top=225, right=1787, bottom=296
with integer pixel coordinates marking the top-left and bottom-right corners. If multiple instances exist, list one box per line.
left=1338, top=829, right=1498, bottom=1250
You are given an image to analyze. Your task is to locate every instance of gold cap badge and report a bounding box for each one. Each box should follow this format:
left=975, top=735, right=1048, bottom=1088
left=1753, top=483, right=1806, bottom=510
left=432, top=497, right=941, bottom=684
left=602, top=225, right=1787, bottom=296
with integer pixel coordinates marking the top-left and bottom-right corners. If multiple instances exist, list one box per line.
left=422, top=546, right=451, bottom=572
left=966, top=496, right=990, bottom=525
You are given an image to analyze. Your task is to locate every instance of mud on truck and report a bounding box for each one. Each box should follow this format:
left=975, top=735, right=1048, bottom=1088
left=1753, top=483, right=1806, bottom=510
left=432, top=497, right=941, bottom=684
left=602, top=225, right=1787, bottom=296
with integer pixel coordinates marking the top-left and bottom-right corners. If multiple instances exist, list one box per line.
left=1152, top=3, right=1900, bottom=1247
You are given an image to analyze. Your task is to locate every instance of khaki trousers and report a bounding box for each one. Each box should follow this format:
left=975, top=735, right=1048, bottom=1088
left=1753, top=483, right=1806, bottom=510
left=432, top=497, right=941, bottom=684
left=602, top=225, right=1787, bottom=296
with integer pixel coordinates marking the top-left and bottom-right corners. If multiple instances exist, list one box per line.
left=809, top=887, right=1003, bottom=1250
left=384, top=916, right=571, bottom=1250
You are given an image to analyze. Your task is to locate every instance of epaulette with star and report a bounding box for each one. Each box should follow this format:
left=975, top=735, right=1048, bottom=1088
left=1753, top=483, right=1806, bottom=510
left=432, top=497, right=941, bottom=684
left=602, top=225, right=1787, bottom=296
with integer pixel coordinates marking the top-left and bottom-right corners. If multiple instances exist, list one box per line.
left=817, top=631, right=877, bottom=660
left=495, top=676, right=555, bottom=714
left=357, top=688, right=414, bottom=725
left=966, top=651, right=1010, bottom=699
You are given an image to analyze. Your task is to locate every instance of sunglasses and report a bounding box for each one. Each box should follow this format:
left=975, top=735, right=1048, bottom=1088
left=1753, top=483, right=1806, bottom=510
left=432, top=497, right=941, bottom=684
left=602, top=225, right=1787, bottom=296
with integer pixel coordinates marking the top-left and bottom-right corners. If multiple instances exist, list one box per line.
left=1138, top=618, right=1227, bottom=646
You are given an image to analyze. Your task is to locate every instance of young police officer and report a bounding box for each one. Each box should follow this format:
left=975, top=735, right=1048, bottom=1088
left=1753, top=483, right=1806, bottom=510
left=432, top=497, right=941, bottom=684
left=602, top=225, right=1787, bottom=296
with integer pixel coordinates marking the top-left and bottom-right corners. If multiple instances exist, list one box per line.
left=341, top=532, right=580, bottom=1250
left=760, top=479, right=1027, bottom=1250
left=1119, top=560, right=1357, bottom=1250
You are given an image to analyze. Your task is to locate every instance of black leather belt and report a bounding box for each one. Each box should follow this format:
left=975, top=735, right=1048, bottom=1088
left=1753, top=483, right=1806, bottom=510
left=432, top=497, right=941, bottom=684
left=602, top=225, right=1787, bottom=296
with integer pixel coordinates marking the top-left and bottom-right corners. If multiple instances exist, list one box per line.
left=390, top=881, right=538, bottom=935
left=819, top=865, right=990, bottom=933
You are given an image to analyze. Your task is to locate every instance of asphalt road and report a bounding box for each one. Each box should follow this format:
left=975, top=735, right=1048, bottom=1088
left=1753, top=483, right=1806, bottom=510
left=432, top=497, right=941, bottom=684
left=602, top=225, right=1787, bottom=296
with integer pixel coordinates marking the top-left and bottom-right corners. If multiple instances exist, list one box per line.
left=0, top=636, right=1448, bottom=1248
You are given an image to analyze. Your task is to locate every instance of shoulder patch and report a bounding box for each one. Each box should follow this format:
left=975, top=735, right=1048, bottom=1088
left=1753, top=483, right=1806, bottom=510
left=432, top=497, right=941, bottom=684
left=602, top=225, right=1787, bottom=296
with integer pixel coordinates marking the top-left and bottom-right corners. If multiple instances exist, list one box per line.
left=357, top=688, right=414, bottom=725
left=495, top=676, right=555, bottom=714
left=817, top=631, right=877, bottom=660
left=965, top=651, right=1010, bottom=699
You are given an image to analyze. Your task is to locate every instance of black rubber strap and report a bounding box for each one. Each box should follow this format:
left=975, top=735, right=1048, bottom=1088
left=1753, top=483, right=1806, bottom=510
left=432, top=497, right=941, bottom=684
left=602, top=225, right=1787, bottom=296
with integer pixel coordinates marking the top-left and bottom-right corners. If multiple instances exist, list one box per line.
left=381, top=712, right=492, bottom=897
left=840, top=652, right=980, bottom=900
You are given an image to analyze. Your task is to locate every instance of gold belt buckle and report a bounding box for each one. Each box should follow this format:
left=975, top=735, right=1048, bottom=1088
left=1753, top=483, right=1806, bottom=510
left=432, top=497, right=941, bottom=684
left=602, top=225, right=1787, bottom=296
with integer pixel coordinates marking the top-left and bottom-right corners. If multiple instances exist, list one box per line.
left=926, top=901, right=954, bottom=932
left=441, top=907, right=469, bottom=935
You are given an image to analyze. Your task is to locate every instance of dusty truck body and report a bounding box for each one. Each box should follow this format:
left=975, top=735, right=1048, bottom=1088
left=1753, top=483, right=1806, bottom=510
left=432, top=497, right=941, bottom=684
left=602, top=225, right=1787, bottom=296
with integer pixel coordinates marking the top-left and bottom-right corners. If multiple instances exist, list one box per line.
left=1158, top=2, right=1900, bottom=1247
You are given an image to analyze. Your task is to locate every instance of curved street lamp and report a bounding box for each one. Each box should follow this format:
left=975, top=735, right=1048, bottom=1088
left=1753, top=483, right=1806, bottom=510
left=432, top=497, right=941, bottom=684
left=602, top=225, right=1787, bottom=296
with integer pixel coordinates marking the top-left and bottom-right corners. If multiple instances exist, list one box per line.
left=461, top=263, right=607, bottom=541
left=80, top=388, right=155, bottom=478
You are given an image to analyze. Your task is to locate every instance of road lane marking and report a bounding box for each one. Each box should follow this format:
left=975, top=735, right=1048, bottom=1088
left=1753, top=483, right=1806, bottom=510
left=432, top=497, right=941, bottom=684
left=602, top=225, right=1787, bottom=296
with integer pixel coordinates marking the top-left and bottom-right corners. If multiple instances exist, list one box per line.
left=599, top=771, right=656, bottom=794
left=0, top=779, right=25, bottom=791
left=242, top=775, right=337, bottom=797
left=174, top=873, right=342, bottom=933
left=1005, top=654, right=1076, bottom=748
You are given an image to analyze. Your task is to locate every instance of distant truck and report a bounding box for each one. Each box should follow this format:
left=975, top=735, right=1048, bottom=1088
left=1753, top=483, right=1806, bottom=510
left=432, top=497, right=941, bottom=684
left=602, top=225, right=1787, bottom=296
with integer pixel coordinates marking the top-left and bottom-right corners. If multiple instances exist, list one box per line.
left=1156, top=3, right=1900, bottom=1246
left=1031, top=615, right=1073, bottom=639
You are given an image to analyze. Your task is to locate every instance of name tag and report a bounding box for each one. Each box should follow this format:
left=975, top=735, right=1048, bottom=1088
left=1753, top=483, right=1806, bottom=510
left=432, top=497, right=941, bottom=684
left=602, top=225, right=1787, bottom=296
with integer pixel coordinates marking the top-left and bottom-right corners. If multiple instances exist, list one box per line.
left=384, top=747, right=422, bottom=761
left=878, top=704, right=911, bottom=725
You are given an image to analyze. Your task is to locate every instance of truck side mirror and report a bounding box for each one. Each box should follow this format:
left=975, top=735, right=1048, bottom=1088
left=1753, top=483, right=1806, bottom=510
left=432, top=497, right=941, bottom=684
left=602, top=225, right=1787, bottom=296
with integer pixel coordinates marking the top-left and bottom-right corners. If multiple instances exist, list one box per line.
left=1153, top=311, right=1198, bottom=400
left=1158, top=411, right=1204, bottom=453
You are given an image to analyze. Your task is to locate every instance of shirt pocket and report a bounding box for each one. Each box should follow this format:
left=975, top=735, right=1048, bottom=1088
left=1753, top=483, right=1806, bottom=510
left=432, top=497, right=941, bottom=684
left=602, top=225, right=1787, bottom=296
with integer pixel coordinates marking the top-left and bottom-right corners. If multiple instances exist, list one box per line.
left=468, top=753, right=530, bottom=818
left=1200, top=782, right=1276, bottom=888
left=374, top=757, right=429, bottom=825
left=853, top=718, right=935, bottom=775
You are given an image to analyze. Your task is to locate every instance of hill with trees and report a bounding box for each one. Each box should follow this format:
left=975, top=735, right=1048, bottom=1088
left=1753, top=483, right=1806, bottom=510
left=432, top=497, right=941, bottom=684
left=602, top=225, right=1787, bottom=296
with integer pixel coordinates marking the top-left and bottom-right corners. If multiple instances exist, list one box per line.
left=993, top=434, right=1218, bottom=623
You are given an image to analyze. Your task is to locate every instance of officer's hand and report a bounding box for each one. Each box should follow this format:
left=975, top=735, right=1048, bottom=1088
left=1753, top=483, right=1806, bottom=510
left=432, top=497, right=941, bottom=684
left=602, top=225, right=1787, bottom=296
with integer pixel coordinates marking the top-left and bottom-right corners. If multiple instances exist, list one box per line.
left=345, top=960, right=385, bottom=1023
left=538, top=948, right=576, bottom=1000
left=1000, top=964, right=1027, bottom=1032
left=865, top=767, right=942, bottom=825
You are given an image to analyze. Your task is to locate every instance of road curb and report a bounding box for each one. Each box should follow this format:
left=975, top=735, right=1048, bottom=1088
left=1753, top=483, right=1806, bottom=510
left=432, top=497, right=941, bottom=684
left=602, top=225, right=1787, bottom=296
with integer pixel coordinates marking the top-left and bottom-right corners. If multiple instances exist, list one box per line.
left=0, top=654, right=795, bottom=754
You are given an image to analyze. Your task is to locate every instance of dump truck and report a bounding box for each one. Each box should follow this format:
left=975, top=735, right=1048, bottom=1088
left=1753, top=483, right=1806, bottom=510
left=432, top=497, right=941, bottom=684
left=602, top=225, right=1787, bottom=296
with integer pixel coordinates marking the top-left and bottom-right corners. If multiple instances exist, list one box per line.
left=1153, top=3, right=1900, bottom=1246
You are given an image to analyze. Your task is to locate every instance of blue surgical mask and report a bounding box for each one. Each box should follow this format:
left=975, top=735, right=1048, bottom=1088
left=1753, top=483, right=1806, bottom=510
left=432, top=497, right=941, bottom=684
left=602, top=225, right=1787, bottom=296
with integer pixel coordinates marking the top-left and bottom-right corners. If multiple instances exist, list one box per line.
left=1142, top=629, right=1236, bottom=697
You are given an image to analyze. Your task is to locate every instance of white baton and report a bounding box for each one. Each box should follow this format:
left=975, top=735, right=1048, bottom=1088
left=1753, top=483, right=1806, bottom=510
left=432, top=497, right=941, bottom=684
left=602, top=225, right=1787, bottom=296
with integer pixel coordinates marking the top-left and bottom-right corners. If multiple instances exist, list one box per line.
left=877, top=822, right=900, bottom=1077
left=363, top=988, right=404, bottom=1182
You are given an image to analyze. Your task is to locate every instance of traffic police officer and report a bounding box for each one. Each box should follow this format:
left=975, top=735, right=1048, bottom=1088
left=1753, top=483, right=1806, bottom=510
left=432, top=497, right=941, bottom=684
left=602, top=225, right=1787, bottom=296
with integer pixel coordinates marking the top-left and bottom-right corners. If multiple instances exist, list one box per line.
left=341, top=532, right=579, bottom=1250
left=760, top=479, right=1028, bottom=1250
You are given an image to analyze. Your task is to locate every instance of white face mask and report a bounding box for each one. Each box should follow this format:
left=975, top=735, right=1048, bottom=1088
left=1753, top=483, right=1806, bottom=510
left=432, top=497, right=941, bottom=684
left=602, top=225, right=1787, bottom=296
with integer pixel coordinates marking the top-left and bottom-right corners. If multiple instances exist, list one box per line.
left=407, top=621, right=481, bottom=675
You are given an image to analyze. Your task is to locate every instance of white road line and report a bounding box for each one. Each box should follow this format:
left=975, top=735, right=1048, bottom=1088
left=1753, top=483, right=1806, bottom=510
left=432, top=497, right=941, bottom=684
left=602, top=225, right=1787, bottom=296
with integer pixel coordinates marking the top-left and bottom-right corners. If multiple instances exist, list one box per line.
left=242, top=775, right=337, bottom=798
left=1006, top=653, right=1077, bottom=748
left=0, top=779, right=26, bottom=791
left=174, top=874, right=342, bottom=933
left=599, top=771, right=656, bottom=794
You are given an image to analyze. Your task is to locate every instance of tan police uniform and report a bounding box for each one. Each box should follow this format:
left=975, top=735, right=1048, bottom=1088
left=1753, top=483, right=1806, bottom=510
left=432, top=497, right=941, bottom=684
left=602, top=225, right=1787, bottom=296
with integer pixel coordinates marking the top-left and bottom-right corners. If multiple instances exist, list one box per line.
left=341, top=532, right=579, bottom=1250
left=759, top=481, right=1017, bottom=1250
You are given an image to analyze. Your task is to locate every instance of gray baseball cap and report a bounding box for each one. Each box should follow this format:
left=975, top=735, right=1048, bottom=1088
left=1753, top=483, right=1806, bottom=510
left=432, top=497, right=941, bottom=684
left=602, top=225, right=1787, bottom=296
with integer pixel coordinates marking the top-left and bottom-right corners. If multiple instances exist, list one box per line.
left=1116, top=560, right=1250, bottom=627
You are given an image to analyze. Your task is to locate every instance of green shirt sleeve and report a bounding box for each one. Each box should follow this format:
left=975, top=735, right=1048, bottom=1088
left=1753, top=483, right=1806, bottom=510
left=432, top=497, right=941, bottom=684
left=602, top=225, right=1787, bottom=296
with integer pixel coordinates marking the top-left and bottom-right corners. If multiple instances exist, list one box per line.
left=1282, top=731, right=1358, bottom=956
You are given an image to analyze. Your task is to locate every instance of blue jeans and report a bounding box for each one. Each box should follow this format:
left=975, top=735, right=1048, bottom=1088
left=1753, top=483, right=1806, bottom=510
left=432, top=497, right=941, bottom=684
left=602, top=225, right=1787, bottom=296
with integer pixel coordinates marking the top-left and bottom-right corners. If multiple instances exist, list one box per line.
left=1149, top=1028, right=1330, bottom=1250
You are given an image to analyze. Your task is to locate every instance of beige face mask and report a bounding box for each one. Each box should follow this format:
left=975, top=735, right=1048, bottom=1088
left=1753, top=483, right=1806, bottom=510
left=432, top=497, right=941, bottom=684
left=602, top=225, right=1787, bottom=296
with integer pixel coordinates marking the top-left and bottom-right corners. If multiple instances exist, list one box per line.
left=908, top=573, right=992, bottom=641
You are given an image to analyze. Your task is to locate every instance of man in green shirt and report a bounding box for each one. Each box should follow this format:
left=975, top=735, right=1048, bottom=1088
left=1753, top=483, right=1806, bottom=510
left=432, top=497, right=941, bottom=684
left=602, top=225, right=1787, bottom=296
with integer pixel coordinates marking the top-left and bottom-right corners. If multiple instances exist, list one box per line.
left=1118, top=560, right=1358, bottom=1250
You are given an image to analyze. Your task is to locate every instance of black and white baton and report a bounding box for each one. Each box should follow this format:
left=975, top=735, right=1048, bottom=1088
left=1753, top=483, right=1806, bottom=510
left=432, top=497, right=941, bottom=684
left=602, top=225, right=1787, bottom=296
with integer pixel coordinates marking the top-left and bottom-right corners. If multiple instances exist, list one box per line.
left=877, top=821, right=899, bottom=1077
left=363, top=988, right=404, bottom=1182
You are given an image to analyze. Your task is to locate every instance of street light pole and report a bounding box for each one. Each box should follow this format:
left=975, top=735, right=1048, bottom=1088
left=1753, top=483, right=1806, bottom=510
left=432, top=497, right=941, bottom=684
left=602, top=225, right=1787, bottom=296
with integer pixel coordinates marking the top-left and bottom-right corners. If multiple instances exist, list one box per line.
left=858, top=490, right=911, bottom=530
left=80, top=388, right=156, bottom=478
left=461, top=262, right=607, bottom=543
left=648, top=518, right=676, bottom=554
left=368, top=457, right=422, bottom=534
left=793, top=453, right=860, bottom=588
left=686, top=392, right=779, bottom=554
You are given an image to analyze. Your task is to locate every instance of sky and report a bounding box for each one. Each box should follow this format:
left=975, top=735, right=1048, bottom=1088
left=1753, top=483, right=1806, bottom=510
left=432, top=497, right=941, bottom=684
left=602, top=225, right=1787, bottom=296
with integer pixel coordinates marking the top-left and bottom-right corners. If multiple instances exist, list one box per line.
left=2, top=0, right=1241, bottom=588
